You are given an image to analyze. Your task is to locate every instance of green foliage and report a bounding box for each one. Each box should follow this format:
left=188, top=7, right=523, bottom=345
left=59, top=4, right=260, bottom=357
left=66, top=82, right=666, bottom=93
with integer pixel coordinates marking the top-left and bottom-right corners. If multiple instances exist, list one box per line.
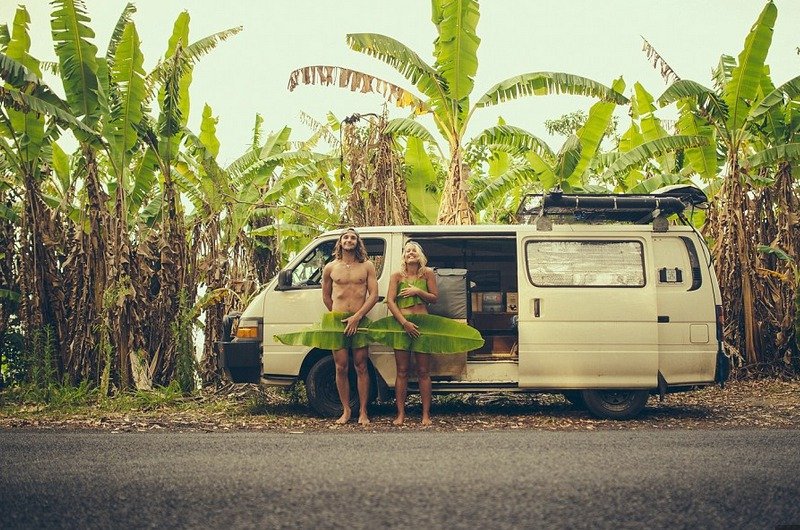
left=172, top=290, right=198, bottom=394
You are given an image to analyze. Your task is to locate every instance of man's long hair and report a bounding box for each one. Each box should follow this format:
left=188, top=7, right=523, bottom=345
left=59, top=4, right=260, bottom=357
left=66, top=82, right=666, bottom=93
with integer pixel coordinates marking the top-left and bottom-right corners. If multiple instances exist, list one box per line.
left=334, top=228, right=368, bottom=262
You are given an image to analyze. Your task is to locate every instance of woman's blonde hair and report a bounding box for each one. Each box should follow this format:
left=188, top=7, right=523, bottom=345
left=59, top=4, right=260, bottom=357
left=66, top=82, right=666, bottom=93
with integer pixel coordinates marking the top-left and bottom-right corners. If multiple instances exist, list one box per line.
left=401, top=240, right=428, bottom=274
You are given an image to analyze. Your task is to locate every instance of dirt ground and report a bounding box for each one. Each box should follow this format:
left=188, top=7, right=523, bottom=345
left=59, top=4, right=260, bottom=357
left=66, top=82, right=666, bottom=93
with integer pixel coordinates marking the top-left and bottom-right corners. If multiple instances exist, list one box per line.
left=1, top=378, right=798, bottom=433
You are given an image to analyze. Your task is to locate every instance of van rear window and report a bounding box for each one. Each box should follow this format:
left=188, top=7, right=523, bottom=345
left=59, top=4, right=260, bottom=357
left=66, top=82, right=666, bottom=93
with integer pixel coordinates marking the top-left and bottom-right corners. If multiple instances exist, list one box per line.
left=526, top=240, right=645, bottom=287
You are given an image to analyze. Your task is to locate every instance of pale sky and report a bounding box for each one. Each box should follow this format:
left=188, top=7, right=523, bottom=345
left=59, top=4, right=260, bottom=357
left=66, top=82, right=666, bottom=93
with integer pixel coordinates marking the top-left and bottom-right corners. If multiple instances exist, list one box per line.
left=3, top=1, right=800, bottom=164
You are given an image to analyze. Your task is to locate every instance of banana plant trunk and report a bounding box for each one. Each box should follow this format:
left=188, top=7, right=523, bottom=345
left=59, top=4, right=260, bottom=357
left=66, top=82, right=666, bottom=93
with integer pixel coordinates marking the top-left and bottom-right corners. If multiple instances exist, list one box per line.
left=437, top=144, right=475, bottom=225
left=712, top=155, right=761, bottom=365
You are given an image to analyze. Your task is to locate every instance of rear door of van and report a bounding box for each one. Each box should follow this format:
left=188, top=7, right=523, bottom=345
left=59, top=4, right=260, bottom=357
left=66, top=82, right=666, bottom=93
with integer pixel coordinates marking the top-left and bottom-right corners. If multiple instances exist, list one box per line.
left=516, top=228, right=659, bottom=389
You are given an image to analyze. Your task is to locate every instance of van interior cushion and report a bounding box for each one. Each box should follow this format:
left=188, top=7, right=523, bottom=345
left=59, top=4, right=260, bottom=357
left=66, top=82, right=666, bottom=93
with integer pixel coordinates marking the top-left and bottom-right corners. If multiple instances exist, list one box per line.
left=427, top=268, right=467, bottom=319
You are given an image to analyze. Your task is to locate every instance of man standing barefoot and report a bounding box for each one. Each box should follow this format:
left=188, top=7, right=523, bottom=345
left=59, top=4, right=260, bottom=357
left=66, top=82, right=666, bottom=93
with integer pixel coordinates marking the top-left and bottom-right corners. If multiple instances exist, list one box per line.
left=321, top=228, right=378, bottom=425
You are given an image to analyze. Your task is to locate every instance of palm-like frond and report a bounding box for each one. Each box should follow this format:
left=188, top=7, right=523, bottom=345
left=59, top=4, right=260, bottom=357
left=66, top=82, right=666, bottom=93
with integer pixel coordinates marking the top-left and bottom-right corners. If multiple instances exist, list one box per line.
left=473, top=164, right=540, bottom=211
left=749, top=142, right=800, bottom=168
left=431, top=0, right=480, bottom=104
left=404, top=136, right=440, bottom=224
left=476, top=72, right=629, bottom=108
left=676, top=99, right=718, bottom=180
left=346, top=33, right=443, bottom=100
left=748, top=74, right=800, bottom=123
left=0, top=24, right=9, bottom=50
left=384, top=118, right=438, bottom=146
left=568, top=77, right=625, bottom=181
left=109, top=22, right=145, bottom=161
left=600, top=135, right=708, bottom=181
left=469, top=125, right=554, bottom=159
left=287, top=65, right=427, bottom=112
left=105, top=3, right=136, bottom=66
left=641, top=37, right=681, bottom=85
left=0, top=85, right=95, bottom=135
left=50, top=0, right=100, bottom=124
left=555, top=135, right=582, bottom=184
left=712, top=55, right=736, bottom=92
left=657, top=80, right=729, bottom=126
left=0, top=52, right=40, bottom=87
left=722, top=1, right=777, bottom=132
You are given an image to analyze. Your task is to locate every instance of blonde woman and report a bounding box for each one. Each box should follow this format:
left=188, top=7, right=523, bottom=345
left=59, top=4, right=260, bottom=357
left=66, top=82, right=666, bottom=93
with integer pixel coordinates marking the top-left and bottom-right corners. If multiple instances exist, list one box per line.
left=385, top=241, right=439, bottom=425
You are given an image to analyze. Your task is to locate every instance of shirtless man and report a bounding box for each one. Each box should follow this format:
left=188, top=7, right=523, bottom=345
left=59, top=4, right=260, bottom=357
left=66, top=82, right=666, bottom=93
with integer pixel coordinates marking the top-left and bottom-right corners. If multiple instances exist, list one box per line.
left=321, top=228, right=379, bottom=425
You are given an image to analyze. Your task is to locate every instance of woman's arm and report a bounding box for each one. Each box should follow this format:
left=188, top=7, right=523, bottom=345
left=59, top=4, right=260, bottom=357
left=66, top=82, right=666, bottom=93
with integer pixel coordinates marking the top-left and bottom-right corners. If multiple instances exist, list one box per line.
left=420, top=267, right=439, bottom=304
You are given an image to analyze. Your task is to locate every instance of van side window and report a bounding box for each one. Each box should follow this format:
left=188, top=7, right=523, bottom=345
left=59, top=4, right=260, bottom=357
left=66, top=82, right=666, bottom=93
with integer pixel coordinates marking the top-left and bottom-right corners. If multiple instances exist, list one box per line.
left=526, top=240, right=645, bottom=287
left=288, top=238, right=386, bottom=288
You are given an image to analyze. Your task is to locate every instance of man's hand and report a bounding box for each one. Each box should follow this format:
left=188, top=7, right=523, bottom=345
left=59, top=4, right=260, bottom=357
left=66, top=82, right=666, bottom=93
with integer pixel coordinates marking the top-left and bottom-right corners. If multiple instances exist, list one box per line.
left=342, top=314, right=362, bottom=336
left=402, top=319, right=420, bottom=338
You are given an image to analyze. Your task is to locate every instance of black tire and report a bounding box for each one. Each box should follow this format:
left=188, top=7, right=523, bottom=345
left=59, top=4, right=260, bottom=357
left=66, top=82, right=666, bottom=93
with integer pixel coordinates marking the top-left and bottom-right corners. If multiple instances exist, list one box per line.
left=581, top=389, right=649, bottom=420
left=562, top=391, right=586, bottom=409
left=304, top=355, right=377, bottom=418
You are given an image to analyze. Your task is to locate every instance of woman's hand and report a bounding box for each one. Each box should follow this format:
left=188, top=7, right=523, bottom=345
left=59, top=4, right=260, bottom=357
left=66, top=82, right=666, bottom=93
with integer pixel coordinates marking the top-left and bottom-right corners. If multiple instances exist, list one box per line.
left=402, top=319, right=420, bottom=338
left=399, top=285, right=420, bottom=298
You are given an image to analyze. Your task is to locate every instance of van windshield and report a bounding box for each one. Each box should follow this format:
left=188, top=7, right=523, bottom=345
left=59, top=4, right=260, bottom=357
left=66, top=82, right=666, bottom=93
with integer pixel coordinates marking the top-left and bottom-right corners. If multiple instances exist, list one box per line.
left=289, top=238, right=386, bottom=287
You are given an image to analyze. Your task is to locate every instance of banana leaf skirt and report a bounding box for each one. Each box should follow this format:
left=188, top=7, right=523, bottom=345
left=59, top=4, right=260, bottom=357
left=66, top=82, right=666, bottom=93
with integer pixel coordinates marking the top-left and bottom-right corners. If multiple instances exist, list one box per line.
left=368, top=314, right=483, bottom=354
left=274, top=312, right=373, bottom=350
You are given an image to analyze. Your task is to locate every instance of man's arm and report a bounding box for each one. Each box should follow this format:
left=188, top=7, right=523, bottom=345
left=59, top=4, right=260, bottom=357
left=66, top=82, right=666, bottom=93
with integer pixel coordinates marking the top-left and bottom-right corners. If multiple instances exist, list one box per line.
left=321, top=263, right=333, bottom=311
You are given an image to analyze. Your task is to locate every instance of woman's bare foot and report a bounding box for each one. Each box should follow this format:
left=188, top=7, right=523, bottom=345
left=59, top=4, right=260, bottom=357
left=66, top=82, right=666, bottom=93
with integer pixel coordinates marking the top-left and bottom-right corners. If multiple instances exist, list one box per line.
left=358, top=414, right=370, bottom=425
left=421, top=416, right=432, bottom=426
left=335, top=408, right=351, bottom=424
left=392, top=415, right=405, bottom=426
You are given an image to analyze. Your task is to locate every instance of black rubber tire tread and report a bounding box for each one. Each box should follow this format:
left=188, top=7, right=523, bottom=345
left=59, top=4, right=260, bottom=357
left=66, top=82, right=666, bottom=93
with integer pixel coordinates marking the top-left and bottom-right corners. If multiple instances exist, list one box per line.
left=580, top=389, right=649, bottom=420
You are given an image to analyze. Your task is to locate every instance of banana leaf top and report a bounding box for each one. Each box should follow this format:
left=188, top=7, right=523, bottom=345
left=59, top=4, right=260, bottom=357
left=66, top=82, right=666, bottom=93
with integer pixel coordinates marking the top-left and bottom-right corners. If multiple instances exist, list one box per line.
left=368, top=314, right=483, bottom=354
left=395, top=278, right=429, bottom=309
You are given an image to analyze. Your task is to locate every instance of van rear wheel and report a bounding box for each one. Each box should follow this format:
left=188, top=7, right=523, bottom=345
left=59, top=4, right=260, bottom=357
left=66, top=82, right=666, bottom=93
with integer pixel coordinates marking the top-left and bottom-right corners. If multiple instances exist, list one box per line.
left=562, top=391, right=585, bottom=409
left=581, top=389, right=649, bottom=420
left=305, top=355, right=376, bottom=418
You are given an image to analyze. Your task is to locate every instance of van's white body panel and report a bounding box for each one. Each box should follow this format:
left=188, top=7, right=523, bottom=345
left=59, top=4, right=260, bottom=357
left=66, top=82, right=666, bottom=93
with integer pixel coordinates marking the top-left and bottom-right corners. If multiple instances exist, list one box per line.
left=243, top=223, right=721, bottom=393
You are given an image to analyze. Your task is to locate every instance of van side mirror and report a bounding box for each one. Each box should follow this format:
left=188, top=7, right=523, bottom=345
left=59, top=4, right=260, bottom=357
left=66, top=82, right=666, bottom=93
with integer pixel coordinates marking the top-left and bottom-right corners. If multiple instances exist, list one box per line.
left=276, top=269, right=292, bottom=290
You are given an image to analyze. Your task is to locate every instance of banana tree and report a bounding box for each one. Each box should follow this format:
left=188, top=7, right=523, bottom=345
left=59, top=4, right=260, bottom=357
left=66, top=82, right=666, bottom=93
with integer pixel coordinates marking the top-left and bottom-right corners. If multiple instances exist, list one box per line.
left=655, top=0, right=799, bottom=367
left=288, top=0, right=627, bottom=224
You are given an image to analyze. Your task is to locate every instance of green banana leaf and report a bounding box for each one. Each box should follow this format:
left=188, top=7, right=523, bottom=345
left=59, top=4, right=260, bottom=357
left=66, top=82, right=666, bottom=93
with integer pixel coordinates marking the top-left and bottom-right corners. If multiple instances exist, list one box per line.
left=274, top=312, right=372, bottom=350
left=368, top=314, right=484, bottom=354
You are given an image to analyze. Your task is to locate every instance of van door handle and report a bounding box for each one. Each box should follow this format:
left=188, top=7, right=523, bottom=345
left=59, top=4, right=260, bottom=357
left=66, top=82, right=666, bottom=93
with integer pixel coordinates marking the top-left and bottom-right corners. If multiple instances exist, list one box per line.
left=658, top=315, right=669, bottom=323
left=377, top=296, right=385, bottom=302
left=533, top=298, right=541, bottom=318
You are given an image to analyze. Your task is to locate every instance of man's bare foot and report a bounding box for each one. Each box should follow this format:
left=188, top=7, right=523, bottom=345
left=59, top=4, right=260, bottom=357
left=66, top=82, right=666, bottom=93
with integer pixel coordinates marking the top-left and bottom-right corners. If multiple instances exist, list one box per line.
left=421, top=416, right=432, bottom=426
left=392, top=416, right=405, bottom=426
left=335, top=409, right=351, bottom=424
left=358, top=414, right=370, bottom=425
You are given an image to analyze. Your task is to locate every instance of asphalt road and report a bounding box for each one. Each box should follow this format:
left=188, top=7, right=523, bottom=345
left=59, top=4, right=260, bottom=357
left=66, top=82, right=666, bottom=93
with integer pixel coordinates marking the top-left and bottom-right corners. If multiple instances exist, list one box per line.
left=1, top=429, right=798, bottom=529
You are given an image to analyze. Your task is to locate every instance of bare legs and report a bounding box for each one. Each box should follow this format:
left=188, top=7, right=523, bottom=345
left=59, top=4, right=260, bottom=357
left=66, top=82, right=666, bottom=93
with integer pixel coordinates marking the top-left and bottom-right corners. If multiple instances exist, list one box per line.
left=416, top=352, right=432, bottom=425
left=332, top=348, right=351, bottom=424
left=353, top=347, right=370, bottom=424
left=393, top=350, right=432, bottom=425
left=393, top=350, right=410, bottom=425
left=332, top=347, right=371, bottom=425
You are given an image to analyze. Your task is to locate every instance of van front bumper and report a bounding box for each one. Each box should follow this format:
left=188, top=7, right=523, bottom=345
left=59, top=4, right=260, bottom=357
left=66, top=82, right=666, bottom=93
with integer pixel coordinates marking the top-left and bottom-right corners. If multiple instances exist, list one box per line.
left=219, top=340, right=262, bottom=383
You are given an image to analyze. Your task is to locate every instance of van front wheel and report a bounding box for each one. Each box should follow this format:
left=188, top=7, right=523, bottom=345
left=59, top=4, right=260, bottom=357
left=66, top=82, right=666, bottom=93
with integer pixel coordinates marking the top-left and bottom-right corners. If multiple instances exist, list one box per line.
left=581, top=389, right=649, bottom=420
left=305, top=355, right=376, bottom=418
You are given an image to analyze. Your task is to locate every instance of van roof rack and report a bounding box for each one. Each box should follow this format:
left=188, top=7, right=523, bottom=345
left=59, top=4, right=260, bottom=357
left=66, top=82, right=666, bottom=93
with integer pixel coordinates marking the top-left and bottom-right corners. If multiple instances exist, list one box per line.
left=516, top=185, right=708, bottom=225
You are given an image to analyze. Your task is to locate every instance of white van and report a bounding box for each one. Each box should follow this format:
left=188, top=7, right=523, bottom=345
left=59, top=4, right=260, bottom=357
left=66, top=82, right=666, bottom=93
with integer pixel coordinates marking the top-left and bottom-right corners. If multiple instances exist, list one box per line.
left=220, top=188, right=727, bottom=419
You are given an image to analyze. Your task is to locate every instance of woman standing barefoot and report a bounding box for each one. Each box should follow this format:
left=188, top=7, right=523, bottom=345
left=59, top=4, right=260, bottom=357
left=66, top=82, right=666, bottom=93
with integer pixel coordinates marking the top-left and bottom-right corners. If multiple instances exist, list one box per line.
left=386, top=241, right=439, bottom=425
